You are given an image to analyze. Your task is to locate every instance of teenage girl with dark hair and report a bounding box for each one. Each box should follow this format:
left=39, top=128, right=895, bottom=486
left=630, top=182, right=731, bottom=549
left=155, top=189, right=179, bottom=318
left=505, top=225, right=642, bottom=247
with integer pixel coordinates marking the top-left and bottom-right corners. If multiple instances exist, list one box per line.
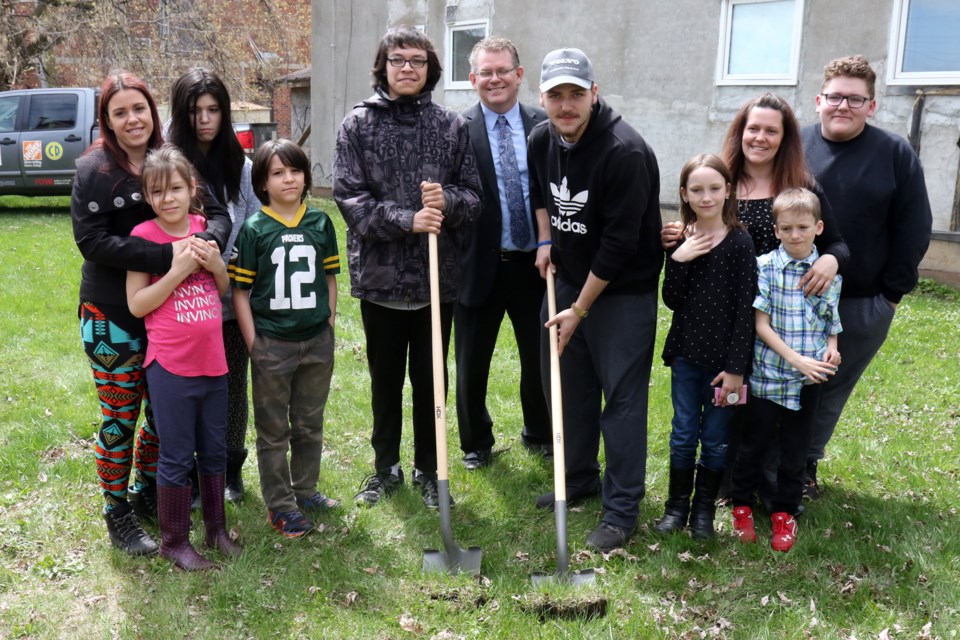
left=168, top=68, right=261, bottom=502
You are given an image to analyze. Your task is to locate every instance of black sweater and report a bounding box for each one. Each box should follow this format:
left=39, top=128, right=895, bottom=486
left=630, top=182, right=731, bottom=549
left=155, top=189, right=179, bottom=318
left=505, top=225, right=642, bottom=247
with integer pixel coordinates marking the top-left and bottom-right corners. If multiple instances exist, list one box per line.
left=801, top=123, right=931, bottom=303
left=71, top=146, right=230, bottom=307
left=527, top=97, right=664, bottom=294
left=661, top=228, right=757, bottom=376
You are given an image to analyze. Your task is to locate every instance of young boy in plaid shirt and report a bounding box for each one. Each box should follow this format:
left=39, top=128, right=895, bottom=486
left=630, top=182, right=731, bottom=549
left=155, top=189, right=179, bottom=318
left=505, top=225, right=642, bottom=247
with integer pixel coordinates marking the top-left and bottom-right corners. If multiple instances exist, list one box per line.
left=730, top=188, right=842, bottom=552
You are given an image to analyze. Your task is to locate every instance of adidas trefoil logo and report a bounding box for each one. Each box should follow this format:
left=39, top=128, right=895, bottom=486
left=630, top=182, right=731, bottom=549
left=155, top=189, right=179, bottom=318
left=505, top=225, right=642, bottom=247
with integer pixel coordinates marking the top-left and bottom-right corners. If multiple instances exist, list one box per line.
left=550, top=177, right=588, bottom=216
left=549, top=177, right=589, bottom=234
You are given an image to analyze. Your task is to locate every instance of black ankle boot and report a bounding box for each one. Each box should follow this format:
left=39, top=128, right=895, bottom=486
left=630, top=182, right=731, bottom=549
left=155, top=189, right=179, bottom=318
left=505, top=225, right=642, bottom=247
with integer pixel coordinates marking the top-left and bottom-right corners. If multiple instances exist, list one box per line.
left=224, top=449, right=248, bottom=504
left=103, top=501, right=159, bottom=556
left=128, top=482, right=157, bottom=525
left=689, top=465, right=723, bottom=540
left=655, top=465, right=694, bottom=533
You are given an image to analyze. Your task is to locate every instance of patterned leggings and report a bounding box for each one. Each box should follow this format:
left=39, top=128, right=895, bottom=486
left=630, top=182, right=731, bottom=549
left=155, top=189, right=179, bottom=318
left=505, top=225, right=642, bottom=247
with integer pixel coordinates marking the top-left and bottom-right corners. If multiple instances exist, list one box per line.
left=80, top=301, right=159, bottom=511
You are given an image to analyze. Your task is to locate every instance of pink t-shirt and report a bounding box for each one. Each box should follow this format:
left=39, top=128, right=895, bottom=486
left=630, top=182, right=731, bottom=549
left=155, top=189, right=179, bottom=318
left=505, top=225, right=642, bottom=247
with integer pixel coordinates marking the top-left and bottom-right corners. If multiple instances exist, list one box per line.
left=130, top=214, right=227, bottom=377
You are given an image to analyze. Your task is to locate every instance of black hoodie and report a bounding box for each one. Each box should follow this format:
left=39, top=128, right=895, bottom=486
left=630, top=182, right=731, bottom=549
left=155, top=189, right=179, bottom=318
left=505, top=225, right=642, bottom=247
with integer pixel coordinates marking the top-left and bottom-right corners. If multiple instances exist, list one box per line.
left=528, top=97, right=664, bottom=294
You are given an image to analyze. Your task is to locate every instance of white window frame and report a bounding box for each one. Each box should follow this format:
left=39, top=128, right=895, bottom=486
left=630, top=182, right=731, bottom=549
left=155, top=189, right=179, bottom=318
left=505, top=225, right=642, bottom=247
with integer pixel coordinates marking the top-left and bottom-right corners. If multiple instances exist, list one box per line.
left=716, top=0, right=804, bottom=86
left=888, top=0, right=960, bottom=85
left=445, top=19, right=489, bottom=90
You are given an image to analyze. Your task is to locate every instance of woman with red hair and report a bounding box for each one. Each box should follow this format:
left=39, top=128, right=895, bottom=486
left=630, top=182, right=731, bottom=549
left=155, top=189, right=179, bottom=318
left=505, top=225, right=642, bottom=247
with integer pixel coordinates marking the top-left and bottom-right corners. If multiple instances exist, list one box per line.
left=71, top=71, right=229, bottom=556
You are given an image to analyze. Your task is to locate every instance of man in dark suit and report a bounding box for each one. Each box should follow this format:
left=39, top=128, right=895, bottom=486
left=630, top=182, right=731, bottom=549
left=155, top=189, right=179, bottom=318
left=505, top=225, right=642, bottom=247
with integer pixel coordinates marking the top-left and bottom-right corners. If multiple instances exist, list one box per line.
left=455, top=36, right=551, bottom=470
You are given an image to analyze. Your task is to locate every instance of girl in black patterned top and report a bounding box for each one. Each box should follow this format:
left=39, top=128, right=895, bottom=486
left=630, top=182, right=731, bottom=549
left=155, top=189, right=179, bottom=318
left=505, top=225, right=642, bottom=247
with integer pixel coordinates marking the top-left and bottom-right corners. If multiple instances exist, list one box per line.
left=657, top=154, right=756, bottom=540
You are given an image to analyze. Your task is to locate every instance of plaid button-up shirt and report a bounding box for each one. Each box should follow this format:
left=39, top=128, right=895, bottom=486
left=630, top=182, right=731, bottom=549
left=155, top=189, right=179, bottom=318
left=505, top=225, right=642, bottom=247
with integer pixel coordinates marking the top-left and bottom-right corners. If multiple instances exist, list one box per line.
left=749, top=245, right=842, bottom=410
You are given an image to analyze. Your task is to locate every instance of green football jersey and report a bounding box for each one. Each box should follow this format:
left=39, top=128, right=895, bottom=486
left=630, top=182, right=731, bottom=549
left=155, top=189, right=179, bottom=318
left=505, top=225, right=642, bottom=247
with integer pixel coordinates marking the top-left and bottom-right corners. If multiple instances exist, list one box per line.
left=230, top=205, right=340, bottom=341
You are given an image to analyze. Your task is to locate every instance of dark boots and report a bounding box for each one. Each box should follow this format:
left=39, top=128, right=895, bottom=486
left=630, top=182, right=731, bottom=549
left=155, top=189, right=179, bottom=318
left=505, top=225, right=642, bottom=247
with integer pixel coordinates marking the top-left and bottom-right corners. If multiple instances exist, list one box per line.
left=128, top=479, right=157, bottom=524
left=689, top=465, right=723, bottom=540
left=224, top=449, right=248, bottom=504
left=103, top=501, right=159, bottom=556
left=655, top=466, right=695, bottom=533
left=199, top=474, right=242, bottom=557
left=157, top=484, right=216, bottom=571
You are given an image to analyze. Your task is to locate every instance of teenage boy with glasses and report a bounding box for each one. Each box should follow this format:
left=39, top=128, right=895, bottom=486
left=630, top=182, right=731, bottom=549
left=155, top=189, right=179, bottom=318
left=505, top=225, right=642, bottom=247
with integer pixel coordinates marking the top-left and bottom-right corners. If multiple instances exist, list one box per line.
left=800, top=55, right=932, bottom=500
left=333, top=26, right=481, bottom=510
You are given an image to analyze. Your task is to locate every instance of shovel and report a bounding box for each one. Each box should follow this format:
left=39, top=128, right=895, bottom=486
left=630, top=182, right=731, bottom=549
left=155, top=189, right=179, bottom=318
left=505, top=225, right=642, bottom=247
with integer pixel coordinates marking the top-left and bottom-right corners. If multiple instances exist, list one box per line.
left=422, top=231, right=482, bottom=575
left=532, top=269, right=595, bottom=587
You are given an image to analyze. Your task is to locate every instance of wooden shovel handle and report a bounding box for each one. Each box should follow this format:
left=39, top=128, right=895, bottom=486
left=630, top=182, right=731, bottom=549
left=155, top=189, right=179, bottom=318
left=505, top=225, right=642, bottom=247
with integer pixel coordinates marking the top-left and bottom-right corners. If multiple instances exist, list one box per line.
left=546, top=269, right=566, bottom=502
left=428, top=233, right=449, bottom=481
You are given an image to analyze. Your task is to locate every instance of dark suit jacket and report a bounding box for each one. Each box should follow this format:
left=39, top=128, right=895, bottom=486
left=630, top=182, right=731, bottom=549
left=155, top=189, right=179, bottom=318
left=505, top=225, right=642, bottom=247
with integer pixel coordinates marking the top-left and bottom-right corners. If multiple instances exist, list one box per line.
left=459, top=101, right=547, bottom=307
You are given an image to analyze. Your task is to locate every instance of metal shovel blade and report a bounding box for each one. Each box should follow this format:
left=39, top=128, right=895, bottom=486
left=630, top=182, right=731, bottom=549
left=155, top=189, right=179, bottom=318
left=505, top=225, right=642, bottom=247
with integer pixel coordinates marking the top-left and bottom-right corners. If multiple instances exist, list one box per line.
left=531, top=499, right=596, bottom=587
left=422, top=479, right=482, bottom=575
left=531, top=568, right=597, bottom=587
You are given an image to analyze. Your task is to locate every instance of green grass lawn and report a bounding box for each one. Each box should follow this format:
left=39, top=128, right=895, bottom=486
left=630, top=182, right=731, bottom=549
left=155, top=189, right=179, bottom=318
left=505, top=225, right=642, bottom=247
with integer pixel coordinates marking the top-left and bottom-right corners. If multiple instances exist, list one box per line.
left=0, top=203, right=957, bottom=639
left=0, top=195, right=71, bottom=210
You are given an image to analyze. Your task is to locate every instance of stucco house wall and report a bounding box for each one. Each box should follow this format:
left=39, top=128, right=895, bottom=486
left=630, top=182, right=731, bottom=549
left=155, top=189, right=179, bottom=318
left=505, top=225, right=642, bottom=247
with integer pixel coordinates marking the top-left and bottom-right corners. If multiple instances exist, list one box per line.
left=311, top=0, right=960, bottom=275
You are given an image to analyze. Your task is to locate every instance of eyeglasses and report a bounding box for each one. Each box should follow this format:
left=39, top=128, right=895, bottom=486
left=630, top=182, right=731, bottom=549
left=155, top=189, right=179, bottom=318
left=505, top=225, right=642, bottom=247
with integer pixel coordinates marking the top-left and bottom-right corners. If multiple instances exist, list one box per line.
left=821, top=93, right=870, bottom=109
left=387, top=56, right=428, bottom=69
left=475, top=67, right=517, bottom=79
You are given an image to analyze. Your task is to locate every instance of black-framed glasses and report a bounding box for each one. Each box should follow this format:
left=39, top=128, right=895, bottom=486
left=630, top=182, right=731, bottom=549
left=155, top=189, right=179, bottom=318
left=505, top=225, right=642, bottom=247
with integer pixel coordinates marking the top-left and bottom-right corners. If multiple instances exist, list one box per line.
left=821, top=93, right=870, bottom=109
left=387, top=56, right=428, bottom=69
left=475, top=67, right=517, bottom=79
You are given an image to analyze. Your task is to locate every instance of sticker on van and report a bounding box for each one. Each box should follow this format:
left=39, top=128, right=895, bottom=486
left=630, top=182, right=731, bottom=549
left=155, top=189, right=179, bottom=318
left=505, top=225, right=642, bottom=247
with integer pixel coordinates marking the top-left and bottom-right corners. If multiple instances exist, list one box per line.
left=45, top=141, right=64, bottom=161
left=23, top=140, right=42, bottom=168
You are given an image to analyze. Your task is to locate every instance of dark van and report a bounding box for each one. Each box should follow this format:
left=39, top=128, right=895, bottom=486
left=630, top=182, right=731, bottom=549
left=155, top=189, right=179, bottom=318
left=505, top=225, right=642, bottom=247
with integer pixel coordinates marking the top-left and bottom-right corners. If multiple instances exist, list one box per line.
left=0, top=88, right=100, bottom=196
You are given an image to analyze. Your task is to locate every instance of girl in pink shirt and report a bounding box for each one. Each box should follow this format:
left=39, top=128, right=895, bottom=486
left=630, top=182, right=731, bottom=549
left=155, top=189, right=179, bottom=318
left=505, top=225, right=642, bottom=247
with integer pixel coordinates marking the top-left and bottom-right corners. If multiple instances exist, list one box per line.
left=127, top=145, right=240, bottom=570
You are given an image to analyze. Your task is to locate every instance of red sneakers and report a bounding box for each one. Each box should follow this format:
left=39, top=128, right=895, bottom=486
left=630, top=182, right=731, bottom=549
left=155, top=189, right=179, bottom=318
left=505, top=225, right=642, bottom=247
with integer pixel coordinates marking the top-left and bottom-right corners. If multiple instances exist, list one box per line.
left=732, top=506, right=757, bottom=543
left=770, top=512, right=798, bottom=552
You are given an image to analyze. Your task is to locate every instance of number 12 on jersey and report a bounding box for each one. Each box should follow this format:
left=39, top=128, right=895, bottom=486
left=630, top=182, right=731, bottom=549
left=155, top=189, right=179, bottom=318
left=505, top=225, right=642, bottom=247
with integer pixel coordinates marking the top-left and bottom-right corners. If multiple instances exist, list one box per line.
left=269, top=245, right=317, bottom=310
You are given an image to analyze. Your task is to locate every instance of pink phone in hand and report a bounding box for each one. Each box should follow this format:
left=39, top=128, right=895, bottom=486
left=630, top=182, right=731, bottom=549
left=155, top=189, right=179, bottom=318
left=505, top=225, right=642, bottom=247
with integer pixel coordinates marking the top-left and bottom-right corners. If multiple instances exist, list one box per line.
left=714, top=385, right=748, bottom=405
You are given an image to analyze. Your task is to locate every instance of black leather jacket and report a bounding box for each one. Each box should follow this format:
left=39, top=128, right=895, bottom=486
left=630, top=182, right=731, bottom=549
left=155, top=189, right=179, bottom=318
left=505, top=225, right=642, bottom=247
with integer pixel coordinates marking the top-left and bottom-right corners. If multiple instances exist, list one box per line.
left=71, top=145, right=230, bottom=307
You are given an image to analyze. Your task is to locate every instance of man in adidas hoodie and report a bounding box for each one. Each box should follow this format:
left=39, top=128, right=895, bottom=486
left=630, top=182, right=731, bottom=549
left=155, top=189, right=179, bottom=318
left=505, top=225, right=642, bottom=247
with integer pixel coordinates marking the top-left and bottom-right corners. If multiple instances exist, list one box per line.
left=528, top=47, right=664, bottom=553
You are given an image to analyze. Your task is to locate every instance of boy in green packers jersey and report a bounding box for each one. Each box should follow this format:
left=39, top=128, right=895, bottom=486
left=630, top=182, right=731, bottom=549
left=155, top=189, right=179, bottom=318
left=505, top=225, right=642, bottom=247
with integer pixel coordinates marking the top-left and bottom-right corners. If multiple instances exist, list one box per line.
left=231, top=139, right=340, bottom=538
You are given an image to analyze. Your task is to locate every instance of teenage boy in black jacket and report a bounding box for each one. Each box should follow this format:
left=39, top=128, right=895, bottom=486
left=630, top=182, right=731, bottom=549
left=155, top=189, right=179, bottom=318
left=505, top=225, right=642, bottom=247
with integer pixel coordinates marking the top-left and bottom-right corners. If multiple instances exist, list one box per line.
left=528, top=47, right=664, bottom=553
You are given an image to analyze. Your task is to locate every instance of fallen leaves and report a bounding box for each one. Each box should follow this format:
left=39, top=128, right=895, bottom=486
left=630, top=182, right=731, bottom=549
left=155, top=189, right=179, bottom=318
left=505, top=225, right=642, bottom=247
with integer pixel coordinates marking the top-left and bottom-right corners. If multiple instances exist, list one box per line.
left=399, top=612, right=424, bottom=634
left=602, top=547, right=638, bottom=562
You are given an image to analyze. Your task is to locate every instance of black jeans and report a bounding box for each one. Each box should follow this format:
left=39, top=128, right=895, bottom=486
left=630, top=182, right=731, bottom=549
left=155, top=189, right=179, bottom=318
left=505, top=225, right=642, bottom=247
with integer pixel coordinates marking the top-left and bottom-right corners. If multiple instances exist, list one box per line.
left=731, top=384, right=822, bottom=514
left=541, top=281, right=657, bottom=530
left=360, top=300, right=452, bottom=475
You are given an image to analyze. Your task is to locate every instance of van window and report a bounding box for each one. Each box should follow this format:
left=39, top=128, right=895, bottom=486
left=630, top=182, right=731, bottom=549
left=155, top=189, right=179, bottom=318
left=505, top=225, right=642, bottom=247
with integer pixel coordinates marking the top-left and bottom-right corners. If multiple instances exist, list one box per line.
left=0, top=95, right=18, bottom=133
left=27, top=94, right=78, bottom=131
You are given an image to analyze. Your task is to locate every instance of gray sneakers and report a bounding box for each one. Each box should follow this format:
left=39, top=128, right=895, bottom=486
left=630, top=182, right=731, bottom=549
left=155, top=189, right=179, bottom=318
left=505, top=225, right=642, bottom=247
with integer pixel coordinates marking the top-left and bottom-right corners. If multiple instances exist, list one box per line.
left=412, top=469, right=455, bottom=510
left=354, top=469, right=404, bottom=506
